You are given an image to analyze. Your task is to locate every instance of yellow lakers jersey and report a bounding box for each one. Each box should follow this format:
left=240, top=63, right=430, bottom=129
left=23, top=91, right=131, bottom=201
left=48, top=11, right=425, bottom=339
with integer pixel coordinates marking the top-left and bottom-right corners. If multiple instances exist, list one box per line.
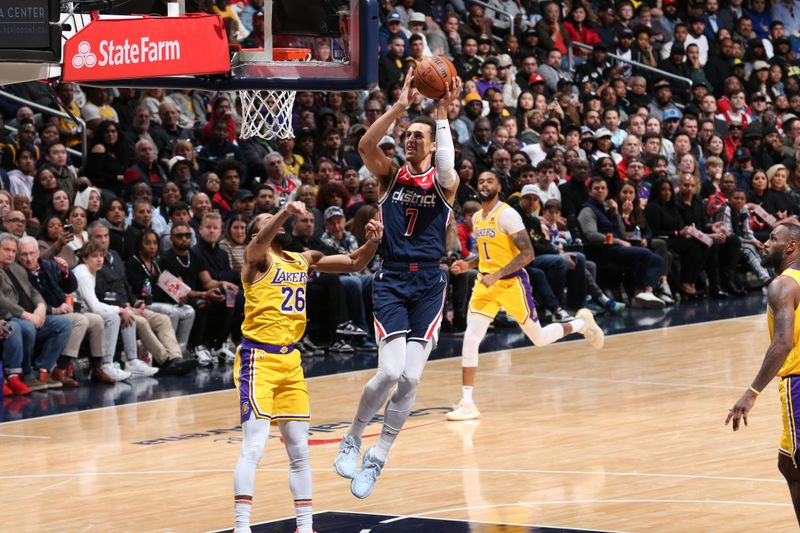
left=241, top=251, right=309, bottom=346
left=473, top=202, right=518, bottom=274
left=768, top=268, right=800, bottom=377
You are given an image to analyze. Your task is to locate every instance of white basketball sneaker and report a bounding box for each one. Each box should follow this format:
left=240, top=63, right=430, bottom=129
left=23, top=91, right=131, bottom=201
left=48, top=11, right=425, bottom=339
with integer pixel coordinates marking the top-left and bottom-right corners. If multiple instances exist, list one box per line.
left=577, top=308, right=605, bottom=350
left=446, top=399, right=481, bottom=421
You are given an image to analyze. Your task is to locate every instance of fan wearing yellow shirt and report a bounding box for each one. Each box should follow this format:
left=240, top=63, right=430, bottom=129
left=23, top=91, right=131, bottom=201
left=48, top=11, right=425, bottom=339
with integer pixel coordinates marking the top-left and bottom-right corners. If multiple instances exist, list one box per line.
left=727, top=221, right=800, bottom=526
left=446, top=171, right=605, bottom=421
left=233, top=201, right=382, bottom=533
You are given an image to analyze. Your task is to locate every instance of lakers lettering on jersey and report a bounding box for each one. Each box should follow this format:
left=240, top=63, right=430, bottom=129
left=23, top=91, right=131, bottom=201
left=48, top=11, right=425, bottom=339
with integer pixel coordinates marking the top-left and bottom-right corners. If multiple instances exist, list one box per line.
left=468, top=202, right=537, bottom=324
left=241, top=250, right=309, bottom=346
left=473, top=203, right=522, bottom=274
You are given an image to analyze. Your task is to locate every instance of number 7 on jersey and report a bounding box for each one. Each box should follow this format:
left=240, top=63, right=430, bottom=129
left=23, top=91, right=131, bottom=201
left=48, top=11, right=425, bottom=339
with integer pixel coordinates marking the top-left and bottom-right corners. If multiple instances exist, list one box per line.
left=404, top=208, right=419, bottom=237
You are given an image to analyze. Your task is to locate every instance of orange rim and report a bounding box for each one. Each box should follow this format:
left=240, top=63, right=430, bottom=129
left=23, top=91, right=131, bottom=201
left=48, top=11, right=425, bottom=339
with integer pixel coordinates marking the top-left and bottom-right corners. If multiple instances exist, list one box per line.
left=238, top=48, right=311, bottom=61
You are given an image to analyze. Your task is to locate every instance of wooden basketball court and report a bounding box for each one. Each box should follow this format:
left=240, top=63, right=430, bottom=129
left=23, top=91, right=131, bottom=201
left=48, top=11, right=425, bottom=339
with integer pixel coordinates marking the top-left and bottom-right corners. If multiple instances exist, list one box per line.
left=1, top=315, right=797, bottom=532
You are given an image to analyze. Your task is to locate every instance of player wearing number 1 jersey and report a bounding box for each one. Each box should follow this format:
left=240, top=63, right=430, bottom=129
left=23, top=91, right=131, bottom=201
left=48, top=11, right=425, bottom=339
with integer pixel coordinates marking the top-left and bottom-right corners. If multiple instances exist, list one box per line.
left=333, top=72, right=464, bottom=499
left=233, top=201, right=382, bottom=533
left=445, top=171, right=605, bottom=421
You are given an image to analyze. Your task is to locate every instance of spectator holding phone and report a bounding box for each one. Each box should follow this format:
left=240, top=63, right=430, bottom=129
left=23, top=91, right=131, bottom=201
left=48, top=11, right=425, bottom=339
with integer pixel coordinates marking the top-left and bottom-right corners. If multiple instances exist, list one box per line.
left=37, top=215, right=78, bottom=268
left=64, top=205, right=89, bottom=251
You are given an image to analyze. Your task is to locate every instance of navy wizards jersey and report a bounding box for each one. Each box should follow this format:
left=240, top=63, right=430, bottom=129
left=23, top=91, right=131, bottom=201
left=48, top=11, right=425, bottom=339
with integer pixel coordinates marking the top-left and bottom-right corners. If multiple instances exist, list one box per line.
left=379, top=164, right=452, bottom=263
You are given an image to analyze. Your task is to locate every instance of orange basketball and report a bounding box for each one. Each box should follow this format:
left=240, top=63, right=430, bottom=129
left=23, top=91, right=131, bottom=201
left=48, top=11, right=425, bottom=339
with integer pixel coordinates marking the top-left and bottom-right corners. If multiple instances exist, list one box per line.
left=413, top=55, right=458, bottom=99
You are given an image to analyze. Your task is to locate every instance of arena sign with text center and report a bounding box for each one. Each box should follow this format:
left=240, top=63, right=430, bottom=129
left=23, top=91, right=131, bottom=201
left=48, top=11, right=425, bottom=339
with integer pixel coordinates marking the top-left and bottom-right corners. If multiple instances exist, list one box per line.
left=62, top=14, right=230, bottom=83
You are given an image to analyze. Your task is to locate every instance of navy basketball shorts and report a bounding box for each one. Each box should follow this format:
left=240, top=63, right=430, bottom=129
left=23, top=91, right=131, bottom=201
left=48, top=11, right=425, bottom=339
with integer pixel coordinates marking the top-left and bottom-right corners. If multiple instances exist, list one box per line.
left=372, top=263, right=448, bottom=345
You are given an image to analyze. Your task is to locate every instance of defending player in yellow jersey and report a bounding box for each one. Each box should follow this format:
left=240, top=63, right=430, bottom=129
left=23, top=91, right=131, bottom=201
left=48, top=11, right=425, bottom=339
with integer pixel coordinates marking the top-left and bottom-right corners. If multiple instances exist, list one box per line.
left=446, top=171, right=605, bottom=421
left=233, top=201, right=383, bottom=533
left=727, top=221, right=800, bottom=526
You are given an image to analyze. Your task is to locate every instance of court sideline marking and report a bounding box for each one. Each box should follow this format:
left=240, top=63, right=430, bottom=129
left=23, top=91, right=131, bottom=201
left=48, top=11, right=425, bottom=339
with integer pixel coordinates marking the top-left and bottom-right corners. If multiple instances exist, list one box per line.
left=424, top=369, right=747, bottom=391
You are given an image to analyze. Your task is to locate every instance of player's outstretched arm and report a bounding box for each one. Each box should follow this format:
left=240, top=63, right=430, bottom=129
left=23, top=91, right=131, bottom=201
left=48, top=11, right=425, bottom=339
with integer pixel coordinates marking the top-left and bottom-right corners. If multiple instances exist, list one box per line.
left=726, top=276, right=798, bottom=431
left=306, top=220, right=384, bottom=274
left=480, top=230, right=534, bottom=287
left=242, top=201, right=306, bottom=283
left=434, top=77, right=463, bottom=203
left=359, top=71, right=417, bottom=188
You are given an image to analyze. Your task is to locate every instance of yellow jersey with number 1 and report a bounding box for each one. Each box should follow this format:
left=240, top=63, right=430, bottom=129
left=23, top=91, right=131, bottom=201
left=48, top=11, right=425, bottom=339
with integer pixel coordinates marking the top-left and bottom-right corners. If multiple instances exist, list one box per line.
left=473, top=202, right=519, bottom=274
left=241, top=250, right=309, bottom=346
left=768, top=268, right=800, bottom=377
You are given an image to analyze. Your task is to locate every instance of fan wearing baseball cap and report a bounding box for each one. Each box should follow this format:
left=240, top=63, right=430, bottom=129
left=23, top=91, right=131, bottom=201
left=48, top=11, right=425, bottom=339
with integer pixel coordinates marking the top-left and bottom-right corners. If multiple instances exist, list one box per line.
left=378, top=12, right=409, bottom=59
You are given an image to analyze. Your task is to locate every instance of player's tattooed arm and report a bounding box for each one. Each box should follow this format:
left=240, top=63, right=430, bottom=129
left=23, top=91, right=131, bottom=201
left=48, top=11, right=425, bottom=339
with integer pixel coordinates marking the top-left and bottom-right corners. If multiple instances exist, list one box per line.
left=481, top=230, right=535, bottom=287
left=307, top=220, right=384, bottom=274
left=727, top=276, right=798, bottom=431
left=752, top=277, right=797, bottom=392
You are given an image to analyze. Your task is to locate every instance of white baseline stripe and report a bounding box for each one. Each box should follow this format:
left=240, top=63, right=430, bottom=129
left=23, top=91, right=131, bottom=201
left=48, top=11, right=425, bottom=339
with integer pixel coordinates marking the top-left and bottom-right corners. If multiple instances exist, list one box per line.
left=0, top=466, right=784, bottom=485
left=423, top=369, right=746, bottom=391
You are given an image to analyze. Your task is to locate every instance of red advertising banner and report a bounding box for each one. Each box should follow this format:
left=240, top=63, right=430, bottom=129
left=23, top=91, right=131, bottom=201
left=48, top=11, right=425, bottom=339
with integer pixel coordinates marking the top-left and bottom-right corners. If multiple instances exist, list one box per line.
left=62, top=14, right=230, bottom=82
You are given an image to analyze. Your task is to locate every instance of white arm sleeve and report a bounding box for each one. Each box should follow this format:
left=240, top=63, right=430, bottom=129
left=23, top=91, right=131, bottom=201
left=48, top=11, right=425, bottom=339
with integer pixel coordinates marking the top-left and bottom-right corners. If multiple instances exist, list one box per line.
left=435, top=119, right=457, bottom=188
left=498, top=207, right=526, bottom=235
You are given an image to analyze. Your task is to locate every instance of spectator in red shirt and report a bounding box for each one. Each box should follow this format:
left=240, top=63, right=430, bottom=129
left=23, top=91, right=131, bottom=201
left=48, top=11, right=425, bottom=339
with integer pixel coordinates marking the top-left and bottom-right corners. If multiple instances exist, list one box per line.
left=457, top=201, right=481, bottom=257
left=123, top=139, right=167, bottom=202
left=565, top=3, right=601, bottom=55
left=212, top=159, right=244, bottom=216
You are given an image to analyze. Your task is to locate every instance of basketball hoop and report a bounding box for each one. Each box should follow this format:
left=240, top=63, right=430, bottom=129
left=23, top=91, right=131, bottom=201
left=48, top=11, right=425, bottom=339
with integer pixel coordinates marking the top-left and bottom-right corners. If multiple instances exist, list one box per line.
left=238, top=48, right=311, bottom=140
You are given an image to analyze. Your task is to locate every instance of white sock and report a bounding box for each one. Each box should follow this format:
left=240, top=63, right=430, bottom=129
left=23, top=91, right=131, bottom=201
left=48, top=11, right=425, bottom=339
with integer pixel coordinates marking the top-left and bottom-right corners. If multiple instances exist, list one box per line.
left=568, top=318, right=586, bottom=334
left=373, top=424, right=397, bottom=463
left=295, top=500, right=313, bottom=532
left=462, top=385, right=473, bottom=403
left=234, top=499, right=252, bottom=530
left=347, top=415, right=370, bottom=441
left=597, top=294, right=610, bottom=305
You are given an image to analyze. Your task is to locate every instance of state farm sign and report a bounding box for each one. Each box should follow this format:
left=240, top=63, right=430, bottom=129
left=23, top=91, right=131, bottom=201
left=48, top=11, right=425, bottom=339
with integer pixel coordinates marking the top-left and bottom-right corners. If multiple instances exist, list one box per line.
left=63, top=14, right=229, bottom=82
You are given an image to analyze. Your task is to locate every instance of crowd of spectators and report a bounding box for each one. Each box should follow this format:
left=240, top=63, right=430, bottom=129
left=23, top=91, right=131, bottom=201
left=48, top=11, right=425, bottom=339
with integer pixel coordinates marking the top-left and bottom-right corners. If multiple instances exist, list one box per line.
left=1, top=0, right=798, bottom=395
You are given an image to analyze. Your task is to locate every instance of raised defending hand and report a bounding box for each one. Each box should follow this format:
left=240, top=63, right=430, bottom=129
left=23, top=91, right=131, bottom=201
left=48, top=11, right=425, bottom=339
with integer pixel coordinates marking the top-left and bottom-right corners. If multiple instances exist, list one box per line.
left=725, top=389, right=757, bottom=431
left=285, top=201, right=308, bottom=217
left=450, top=259, right=469, bottom=275
left=365, top=219, right=384, bottom=243
left=397, top=68, right=419, bottom=109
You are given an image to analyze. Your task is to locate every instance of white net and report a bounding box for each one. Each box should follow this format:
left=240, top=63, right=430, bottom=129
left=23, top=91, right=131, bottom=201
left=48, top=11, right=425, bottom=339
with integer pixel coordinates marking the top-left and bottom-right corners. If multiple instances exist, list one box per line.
left=238, top=89, right=297, bottom=141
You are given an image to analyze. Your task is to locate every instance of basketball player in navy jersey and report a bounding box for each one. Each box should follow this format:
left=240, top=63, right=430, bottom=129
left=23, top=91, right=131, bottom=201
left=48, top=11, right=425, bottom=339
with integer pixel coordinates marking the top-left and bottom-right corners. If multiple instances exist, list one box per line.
left=333, top=72, right=463, bottom=498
